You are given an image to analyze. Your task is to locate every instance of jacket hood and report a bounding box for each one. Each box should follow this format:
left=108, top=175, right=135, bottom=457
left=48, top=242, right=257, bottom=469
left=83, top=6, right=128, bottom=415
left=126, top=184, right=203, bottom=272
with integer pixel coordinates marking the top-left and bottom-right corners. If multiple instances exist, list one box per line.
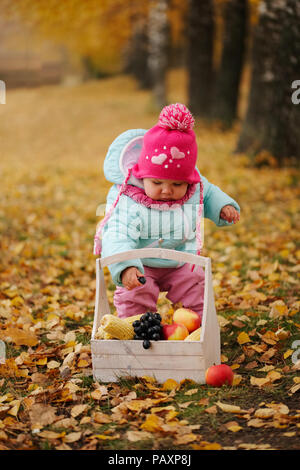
left=103, top=129, right=147, bottom=189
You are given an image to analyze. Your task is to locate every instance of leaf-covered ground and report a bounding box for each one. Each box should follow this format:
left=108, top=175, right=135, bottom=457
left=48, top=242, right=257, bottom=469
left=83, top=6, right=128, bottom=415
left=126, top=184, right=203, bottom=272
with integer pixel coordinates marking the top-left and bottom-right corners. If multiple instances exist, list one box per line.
left=0, top=70, right=299, bottom=451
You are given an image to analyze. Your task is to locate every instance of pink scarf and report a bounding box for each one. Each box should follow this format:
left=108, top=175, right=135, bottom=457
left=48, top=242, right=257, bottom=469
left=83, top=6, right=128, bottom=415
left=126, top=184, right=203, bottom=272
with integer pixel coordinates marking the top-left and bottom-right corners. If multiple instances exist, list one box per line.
left=119, top=183, right=197, bottom=209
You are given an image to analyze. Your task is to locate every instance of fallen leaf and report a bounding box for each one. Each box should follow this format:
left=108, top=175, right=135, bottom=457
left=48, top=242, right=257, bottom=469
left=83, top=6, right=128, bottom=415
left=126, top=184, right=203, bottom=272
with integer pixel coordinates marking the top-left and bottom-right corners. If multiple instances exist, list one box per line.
left=161, top=379, right=179, bottom=391
left=269, top=300, right=289, bottom=318
left=250, top=376, right=271, bottom=387
left=71, top=404, right=88, bottom=418
left=126, top=430, right=152, bottom=442
left=38, top=430, right=64, bottom=440
left=47, top=360, right=60, bottom=369
left=0, top=327, right=38, bottom=347
left=205, top=405, right=217, bottom=414
left=237, top=331, right=251, bottom=345
left=63, top=431, right=82, bottom=443
left=254, top=408, right=275, bottom=419
left=225, top=421, right=242, bottom=432
left=29, top=404, right=58, bottom=428
left=174, top=433, right=198, bottom=445
left=140, top=414, right=164, bottom=432
left=91, top=434, right=120, bottom=440
left=216, top=402, right=247, bottom=414
left=184, top=388, right=198, bottom=396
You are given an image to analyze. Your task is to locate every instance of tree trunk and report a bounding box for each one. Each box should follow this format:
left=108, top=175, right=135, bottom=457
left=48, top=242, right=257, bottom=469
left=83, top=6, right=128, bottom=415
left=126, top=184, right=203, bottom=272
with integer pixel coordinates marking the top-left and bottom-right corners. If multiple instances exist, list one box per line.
left=212, top=0, right=248, bottom=128
left=236, top=0, right=300, bottom=164
left=186, top=0, right=214, bottom=117
left=123, top=17, right=152, bottom=89
left=148, top=0, right=170, bottom=109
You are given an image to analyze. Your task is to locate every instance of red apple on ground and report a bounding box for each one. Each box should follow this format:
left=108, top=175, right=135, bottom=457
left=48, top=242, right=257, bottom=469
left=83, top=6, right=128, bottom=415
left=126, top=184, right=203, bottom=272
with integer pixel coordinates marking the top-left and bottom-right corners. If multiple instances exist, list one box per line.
left=173, top=308, right=201, bottom=333
left=205, top=364, right=234, bottom=387
left=162, top=323, right=189, bottom=340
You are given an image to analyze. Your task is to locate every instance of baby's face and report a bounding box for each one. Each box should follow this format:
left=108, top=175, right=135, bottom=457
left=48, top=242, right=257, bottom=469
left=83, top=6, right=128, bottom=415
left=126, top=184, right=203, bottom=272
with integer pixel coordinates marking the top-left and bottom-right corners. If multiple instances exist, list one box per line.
left=143, top=178, right=189, bottom=201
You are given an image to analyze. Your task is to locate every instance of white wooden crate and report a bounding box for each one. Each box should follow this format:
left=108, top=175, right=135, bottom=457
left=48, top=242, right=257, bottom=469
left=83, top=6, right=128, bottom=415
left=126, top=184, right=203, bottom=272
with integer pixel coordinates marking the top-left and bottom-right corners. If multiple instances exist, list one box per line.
left=91, top=248, right=220, bottom=384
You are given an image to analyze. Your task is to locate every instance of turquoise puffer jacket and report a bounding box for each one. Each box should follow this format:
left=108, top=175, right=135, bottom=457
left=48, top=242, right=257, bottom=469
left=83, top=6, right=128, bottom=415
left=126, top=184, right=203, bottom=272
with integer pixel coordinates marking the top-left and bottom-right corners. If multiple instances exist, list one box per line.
left=99, top=129, right=240, bottom=287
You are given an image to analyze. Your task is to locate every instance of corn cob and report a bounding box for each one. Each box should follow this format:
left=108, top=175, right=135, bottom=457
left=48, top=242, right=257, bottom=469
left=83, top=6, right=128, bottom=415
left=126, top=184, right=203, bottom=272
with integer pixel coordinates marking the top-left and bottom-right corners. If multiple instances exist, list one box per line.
left=95, top=326, right=114, bottom=340
left=123, top=314, right=143, bottom=325
left=100, top=314, right=135, bottom=340
left=184, top=327, right=202, bottom=341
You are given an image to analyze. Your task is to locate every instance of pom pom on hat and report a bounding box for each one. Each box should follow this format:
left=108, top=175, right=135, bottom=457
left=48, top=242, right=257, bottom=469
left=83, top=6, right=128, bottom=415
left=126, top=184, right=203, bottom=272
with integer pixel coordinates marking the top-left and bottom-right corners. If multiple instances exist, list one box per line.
left=158, top=103, right=195, bottom=131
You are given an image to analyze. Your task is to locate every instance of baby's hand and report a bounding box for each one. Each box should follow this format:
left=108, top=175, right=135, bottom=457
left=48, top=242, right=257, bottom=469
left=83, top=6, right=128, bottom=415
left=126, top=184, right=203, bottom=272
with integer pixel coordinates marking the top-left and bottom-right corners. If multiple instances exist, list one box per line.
left=220, top=205, right=240, bottom=224
left=121, top=267, right=145, bottom=290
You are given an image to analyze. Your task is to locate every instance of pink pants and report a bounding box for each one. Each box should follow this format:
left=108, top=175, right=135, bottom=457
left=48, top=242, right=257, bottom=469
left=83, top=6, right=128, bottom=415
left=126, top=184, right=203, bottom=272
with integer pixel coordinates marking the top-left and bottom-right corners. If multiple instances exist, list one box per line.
left=114, top=263, right=205, bottom=320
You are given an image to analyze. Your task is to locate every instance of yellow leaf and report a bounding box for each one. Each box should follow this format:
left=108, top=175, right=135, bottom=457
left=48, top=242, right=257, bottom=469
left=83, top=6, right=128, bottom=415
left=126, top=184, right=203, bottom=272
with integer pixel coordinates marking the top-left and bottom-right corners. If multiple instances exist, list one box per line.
left=77, top=359, right=89, bottom=368
left=283, top=349, right=293, bottom=359
left=216, top=402, right=247, bottom=414
left=267, top=370, right=282, bottom=382
left=141, top=375, right=157, bottom=384
left=161, top=379, right=179, bottom=391
left=195, top=441, right=222, bottom=450
left=8, top=400, right=20, bottom=417
left=36, top=357, right=47, bottom=366
left=140, top=414, right=163, bottom=432
left=250, top=376, right=270, bottom=387
left=269, top=300, right=288, bottom=318
left=237, top=331, right=251, bottom=345
left=184, top=388, right=198, bottom=396
left=90, top=434, right=120, bottom=440
left=279, top=249, right=289, bottom=258
left=10, top=296, right=24, bottom=306
left=0, top=327, right=38, bottom=347
left=174, top=433, right=197, bottom=445
left=232, top=374, right=243, bottom=386
left=225, top=421, right=242, bottom=432
left=150, top=405, right=176, bottom=414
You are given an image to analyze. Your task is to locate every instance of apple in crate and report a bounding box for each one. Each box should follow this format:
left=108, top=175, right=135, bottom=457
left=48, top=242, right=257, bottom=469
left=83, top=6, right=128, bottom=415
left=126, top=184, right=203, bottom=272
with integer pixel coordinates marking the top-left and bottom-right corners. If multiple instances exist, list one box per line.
left=173, top=308, right=201, bottom=333
left=205, top=364, right=234, bottom=387
left=162, top=323, right=189, bottom=340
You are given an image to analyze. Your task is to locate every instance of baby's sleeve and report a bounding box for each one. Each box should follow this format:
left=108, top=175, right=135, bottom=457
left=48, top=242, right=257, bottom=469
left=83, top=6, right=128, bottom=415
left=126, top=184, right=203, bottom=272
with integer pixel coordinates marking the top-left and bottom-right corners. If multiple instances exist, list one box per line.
left=101, top=192, right=144, bottom=286
left=201, top=175, right=240, bottom=226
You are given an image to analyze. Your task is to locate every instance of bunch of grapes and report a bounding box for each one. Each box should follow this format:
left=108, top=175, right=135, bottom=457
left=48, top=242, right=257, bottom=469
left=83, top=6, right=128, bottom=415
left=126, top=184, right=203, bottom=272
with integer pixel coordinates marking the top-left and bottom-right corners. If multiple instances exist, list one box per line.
left=132, top=312, right=162, bottom=349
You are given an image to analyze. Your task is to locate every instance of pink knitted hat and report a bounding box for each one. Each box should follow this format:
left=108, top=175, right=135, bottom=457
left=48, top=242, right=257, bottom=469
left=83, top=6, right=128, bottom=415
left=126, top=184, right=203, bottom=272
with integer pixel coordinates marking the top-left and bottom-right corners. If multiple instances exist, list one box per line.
left=132, top=103, right=200, bottom=184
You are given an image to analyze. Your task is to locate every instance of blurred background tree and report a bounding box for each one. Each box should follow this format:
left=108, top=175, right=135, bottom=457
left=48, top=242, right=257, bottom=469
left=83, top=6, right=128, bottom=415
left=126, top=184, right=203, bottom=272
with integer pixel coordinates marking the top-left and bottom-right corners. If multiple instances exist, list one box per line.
left=211, top=0, right=248, bottom=129
left=236, top=0, right=300, bottom=164
left=186, top=0, right=214, bottom=118
left=147, top=0, right=170, bottom=108
left=0, top=0, right=299, bottom=164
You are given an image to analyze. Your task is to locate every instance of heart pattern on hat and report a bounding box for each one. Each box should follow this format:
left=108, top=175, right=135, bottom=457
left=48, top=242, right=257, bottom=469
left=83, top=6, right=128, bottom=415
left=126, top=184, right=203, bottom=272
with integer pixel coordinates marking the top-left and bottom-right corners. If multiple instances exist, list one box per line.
left=170, top=146, right=185, bottom=159
left=151, top=153, right=167, bottom=165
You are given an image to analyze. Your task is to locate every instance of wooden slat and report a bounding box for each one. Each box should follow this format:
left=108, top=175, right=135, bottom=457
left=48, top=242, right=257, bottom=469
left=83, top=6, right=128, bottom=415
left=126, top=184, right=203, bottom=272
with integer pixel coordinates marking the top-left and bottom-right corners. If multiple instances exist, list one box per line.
left=99, top=248, right=209, bottom=269
left=91, top=339, right=203, bottom=356
left=92, top=353, right=205, bottom=371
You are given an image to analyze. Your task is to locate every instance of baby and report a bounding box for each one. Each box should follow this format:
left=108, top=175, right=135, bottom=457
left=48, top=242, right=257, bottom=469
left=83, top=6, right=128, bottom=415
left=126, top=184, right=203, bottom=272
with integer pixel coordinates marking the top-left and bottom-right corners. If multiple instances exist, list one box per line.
left=94, top=103, right=240, bottom=320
